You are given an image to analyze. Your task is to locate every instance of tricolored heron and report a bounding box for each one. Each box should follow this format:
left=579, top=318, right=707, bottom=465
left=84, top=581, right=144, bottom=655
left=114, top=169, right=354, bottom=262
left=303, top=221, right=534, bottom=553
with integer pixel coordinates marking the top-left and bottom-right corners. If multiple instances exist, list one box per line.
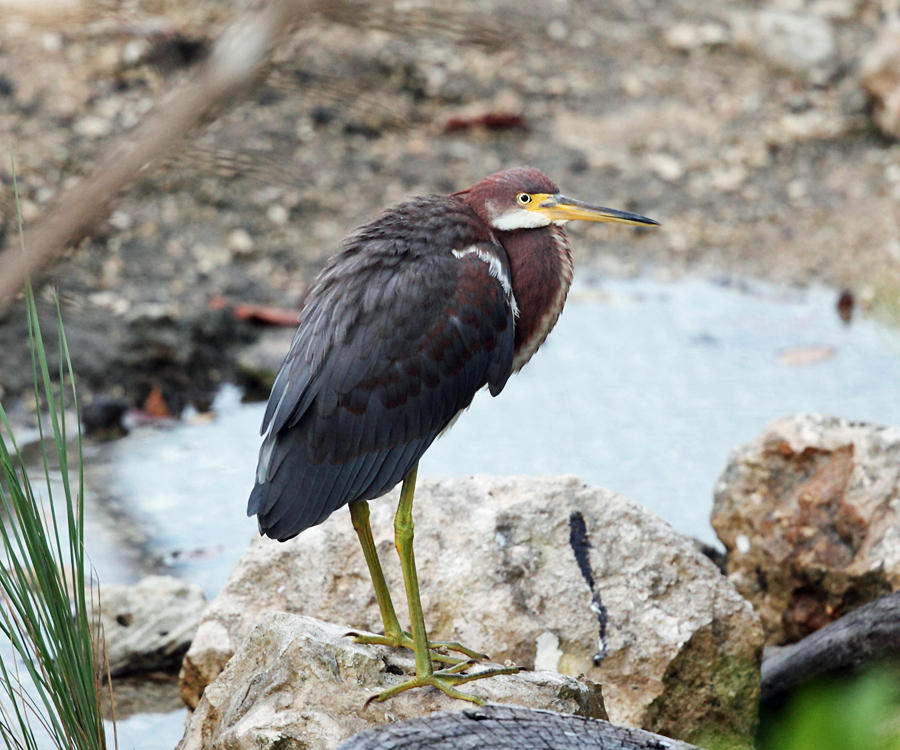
left=248, top=166, right=658, bottom=703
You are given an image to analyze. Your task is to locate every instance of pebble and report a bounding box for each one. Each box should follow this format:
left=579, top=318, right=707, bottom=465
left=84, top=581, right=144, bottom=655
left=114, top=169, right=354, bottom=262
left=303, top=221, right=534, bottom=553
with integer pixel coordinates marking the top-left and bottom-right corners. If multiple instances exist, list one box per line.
left=710, top=165, right=748, bottom=192
left=109, top=210, right=133, bottom=231
left=266, top=204, right=289, bottom=226
left=193, top=242, right=230, bottom=273
left=41, top=33, right=62, bottom=52
left=811, top=0, right=857, bottom=20
left=74, top=115, right=112, bottom=138
left=547, top=20, right=568, bottom=42
left=19, top=198, right=40, bottom=222
left=787, top=179, right=807, bottom=201
left=663, top=22, right=728, bottom=51
left=88, top=291, right=131, bottom=316
left=645, top=152, right=685, bottom=183
left=227, top=228, right=255, bottom=256
left=777, top=111, right=837, bottom=141
left=121, top=39, right=148, bottom=67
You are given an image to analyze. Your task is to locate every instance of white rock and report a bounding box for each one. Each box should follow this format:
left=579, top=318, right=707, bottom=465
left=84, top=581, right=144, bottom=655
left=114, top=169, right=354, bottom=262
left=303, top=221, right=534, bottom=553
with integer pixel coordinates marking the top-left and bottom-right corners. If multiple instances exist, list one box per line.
left=266, top=204, right=289, bottom=225
left=664, top=22, right=728, bottom=51
left=645, top=152, right=685, bottom=183
left=181, top=476, right=762, bottom=745
left=99, top=575, right=207, bottom=676
left=226, top=228, right=254, bottom=256
left=121, top=39, right=148, bottom=66
left=177, top=613, right=605, bottom=750
left=74, top=115, right=113, bottom=138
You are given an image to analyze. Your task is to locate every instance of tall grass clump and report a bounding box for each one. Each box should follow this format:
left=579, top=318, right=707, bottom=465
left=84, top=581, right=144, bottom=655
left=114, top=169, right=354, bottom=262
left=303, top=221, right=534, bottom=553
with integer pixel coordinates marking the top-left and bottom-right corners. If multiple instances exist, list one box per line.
left=0, top=155, right=111, bottom=749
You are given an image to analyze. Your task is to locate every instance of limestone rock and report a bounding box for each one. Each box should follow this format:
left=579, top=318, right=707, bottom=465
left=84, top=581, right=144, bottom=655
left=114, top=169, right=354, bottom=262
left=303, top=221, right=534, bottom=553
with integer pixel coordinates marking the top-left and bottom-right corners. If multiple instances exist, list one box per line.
left=731, top=10, right=837, bottom=80
left=712, top=415, right=900, bottom=646
left=100, top=575, right=207, bottom=676
left=180, top=475, right=762, bottom=745
left=176, top=613, right=605, bottom=750
left=860, top=24, right=900, bottom=140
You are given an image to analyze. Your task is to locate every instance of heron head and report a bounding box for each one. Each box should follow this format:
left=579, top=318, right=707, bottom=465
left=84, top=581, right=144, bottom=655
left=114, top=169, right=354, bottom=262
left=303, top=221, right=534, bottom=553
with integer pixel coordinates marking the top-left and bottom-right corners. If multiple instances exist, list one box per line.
left=458, top=166, right=659, bottom=233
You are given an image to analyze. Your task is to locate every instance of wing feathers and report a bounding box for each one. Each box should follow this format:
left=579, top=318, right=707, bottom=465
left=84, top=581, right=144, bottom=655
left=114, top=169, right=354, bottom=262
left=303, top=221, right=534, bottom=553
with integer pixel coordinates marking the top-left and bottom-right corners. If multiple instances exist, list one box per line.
left=248, top=196, right=516, bottom=541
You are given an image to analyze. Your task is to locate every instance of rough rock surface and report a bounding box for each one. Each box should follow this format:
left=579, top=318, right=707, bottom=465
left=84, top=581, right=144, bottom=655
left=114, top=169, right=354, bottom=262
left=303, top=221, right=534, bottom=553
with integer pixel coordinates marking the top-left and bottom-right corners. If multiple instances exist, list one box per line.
left=180, top=475, right=762, bottom=746
left=860, top=23, right=900, bottom=141
left=712, top=414, right=900, bottom=646
left=99, top=575, right=207, bottom=676
left=176, top=613, right=605, bottom=750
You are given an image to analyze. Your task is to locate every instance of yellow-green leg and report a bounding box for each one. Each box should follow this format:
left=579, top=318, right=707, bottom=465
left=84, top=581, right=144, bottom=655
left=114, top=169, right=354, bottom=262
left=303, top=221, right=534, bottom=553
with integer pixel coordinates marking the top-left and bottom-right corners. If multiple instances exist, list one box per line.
left=349, top=499, right=404, bottom=641
left=367, top=464, right=520, bottom=705
left=349, top=499, right=483, bottom=664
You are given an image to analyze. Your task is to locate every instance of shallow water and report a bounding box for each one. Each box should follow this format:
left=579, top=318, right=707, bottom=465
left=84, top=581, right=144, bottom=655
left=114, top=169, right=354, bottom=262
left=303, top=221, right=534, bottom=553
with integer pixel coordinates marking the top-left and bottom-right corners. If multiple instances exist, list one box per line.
left=11, top=275, right=900, bottom=748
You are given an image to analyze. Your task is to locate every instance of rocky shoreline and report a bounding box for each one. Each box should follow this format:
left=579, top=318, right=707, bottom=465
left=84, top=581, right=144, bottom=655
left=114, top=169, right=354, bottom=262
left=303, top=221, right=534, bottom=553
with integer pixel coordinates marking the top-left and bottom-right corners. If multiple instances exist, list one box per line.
left=94, top=415, right=900, bottom=748
left=2, top=0, right=899, bottom=746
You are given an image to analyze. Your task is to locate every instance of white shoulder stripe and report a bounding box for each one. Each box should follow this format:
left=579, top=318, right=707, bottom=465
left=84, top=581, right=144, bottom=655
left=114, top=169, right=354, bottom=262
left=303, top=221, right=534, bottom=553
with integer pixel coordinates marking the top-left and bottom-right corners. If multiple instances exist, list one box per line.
left=451, top=245, right=519, bottom=318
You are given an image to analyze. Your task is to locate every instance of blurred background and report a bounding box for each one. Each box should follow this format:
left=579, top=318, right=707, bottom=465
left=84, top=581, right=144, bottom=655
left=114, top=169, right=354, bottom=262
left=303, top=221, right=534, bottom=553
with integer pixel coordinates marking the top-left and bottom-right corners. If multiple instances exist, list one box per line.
left=1, top=0, right=899, bottom=745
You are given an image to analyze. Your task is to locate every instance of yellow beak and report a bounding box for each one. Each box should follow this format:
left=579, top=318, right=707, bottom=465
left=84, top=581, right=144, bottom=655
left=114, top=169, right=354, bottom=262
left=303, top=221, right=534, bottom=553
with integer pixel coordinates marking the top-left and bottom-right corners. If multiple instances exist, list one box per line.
left=530, top=193, right=659, bottom=226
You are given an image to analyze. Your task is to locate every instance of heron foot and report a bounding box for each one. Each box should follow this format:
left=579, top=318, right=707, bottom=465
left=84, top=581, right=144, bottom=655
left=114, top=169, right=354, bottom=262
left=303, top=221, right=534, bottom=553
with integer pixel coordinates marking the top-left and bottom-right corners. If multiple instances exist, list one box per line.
left=365, top=663, right=521, bottom=706
left=347, top=630, right=487, bottom=665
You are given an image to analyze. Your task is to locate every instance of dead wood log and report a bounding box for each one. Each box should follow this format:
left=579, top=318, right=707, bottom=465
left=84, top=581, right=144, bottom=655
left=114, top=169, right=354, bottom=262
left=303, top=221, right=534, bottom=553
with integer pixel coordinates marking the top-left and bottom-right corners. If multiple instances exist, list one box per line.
left=761, top=591, right=900, bottom=701
left=336, top=703, right=699, bottom=750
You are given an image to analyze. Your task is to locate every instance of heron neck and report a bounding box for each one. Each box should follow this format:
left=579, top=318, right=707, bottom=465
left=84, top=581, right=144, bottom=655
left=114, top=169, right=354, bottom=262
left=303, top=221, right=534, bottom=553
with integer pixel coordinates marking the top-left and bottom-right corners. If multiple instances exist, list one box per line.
left=502, top=225, right=574, bottom=371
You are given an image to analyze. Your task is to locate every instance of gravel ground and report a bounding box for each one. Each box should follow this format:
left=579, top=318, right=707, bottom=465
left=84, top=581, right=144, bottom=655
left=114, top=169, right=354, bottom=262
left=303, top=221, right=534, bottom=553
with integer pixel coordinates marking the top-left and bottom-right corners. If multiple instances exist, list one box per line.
left=1, top=0, right=899, bottom=415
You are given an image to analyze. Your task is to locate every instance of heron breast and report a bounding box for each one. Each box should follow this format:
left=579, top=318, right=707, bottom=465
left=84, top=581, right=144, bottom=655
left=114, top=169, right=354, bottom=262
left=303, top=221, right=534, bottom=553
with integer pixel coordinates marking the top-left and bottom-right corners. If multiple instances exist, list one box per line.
left=507, top=228, right=574, bottom=372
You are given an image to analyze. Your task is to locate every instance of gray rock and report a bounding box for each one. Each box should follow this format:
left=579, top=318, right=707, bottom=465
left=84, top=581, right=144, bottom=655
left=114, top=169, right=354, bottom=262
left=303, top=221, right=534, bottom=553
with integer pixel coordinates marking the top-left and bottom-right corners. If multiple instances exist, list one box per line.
left=176, top=613, right=605, bottom=750
left=234, top=327, right=294, bottom=395
left=99, top=575, right=207, bottom=676
left=860, top=24, right=900, bottom=140
left=732, top=10, right=837, bottom=79
left=180, top=475, right=762, bottom=746
left=712, top=414, right=900, bottom=646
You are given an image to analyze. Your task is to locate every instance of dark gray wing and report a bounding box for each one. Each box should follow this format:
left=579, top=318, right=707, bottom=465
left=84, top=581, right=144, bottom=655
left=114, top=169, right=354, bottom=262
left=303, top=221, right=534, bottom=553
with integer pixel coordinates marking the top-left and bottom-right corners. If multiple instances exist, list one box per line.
left=248, top=198, right=515, bottom=541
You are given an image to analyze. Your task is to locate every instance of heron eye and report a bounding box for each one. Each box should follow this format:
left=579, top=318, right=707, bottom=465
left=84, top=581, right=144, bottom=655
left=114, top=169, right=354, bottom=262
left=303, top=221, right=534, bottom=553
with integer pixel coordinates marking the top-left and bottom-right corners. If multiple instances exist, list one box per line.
left=516, top=193, right=532, bottom=205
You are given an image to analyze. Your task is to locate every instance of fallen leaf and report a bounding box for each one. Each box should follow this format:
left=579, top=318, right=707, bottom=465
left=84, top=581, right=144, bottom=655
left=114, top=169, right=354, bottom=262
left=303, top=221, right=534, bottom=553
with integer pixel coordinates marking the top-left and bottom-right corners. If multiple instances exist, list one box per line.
left=142, top=386, right=172, bottom=418
left=777, top=345, right=836, bottom=367
left=442, top=111, right=526, bottom=133
left=232, top=302, right=299, bottom=326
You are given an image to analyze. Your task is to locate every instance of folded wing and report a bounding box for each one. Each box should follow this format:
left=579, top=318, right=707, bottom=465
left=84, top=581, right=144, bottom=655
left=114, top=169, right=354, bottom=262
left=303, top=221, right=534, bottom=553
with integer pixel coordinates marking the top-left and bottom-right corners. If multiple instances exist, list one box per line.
left=248, top=203, right=516, bottom=541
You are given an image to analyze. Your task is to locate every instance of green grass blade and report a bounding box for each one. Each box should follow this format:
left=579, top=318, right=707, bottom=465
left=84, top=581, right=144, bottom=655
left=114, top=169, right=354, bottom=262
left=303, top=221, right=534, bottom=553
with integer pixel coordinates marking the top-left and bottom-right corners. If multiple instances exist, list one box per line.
left=0, top=151, right=110, bottom=749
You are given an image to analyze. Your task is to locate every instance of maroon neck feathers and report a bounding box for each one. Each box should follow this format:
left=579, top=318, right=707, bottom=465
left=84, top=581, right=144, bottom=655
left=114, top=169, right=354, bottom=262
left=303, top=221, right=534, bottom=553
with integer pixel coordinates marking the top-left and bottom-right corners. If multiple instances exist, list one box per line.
left=499, top=225, right=574, bottom=371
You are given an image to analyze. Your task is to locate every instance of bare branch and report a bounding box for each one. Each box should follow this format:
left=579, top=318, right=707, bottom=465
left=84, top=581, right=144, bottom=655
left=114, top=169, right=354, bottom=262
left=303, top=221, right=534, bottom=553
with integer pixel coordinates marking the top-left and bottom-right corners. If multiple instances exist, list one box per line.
left=0, top=0, right=316, bottom=306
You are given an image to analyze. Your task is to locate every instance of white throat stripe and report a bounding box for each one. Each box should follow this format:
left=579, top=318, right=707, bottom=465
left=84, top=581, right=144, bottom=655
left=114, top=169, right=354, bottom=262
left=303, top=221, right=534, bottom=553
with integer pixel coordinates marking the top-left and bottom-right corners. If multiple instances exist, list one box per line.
left=451, top=246, right=519, bottom=318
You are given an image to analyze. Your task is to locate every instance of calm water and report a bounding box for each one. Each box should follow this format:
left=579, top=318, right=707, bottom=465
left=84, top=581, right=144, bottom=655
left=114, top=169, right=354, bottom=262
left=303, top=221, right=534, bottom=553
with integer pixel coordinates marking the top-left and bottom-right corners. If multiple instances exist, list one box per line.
left=11, top=275, right=900, bottom=749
